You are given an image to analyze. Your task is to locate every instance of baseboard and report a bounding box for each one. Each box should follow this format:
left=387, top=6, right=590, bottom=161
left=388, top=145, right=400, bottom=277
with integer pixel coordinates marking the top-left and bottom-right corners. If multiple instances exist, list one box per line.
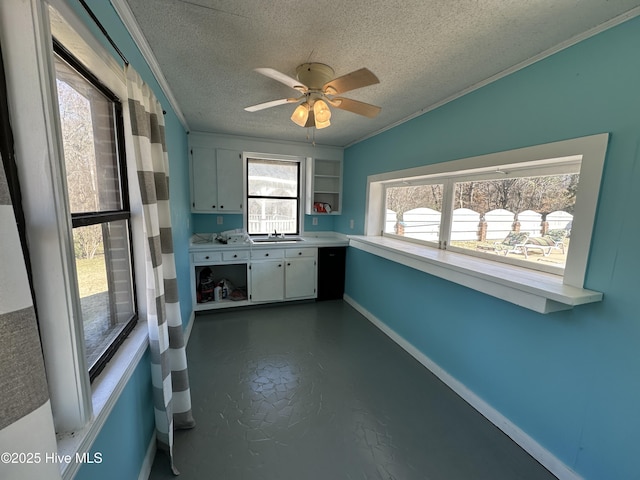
left=138, top=431, right=157, bottom=480
left=343, top=294, right=582, bottom=480
left=184, top=311, right=195, bottom=345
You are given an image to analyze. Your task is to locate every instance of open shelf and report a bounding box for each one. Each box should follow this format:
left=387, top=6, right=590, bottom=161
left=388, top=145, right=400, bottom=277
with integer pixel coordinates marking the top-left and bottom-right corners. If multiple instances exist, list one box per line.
left=307, top=158, right=343, bottom=215
left=194, top=263, right=248, bottom=309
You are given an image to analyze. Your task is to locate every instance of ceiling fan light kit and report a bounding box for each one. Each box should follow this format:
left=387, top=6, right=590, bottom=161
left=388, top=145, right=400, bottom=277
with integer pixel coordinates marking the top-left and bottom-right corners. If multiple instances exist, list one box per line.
left=245, top=62, right=381, bottom=130
left=313, top=99, right=331, bottom=128
left=291, top=102, right=309, bottom=127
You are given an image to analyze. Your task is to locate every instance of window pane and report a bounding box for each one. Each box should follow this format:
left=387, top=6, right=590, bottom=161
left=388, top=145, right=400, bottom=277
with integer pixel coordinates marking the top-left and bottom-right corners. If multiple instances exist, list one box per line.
left=248, top=159, right=298, bottom=197
left=449, top=174, right=578, bottom=268
left=55, top=55, right=122, bottom=214
left=74, top=220, right=135, bottom=370
left=248, top=198, right=298, bottom=235
left=385, top=184, right=443, bottom=242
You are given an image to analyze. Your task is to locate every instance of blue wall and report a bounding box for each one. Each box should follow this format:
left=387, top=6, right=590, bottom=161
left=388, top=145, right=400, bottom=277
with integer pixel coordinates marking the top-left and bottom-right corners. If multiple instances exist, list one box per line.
left=74, top=350, right=155, bottom=480
left=192, top=212, right=335, bottom=234
left=340, top=17, right=640, bottom=480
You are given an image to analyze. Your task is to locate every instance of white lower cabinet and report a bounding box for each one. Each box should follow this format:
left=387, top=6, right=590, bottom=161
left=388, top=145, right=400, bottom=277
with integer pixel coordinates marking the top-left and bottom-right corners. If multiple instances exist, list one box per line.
left=250, top=259, right=284, bottom=302
left=191, top=246, right=318, bottom=310
left=250, top=247, right=317, bottom=303
left=284, top=250, right=317, bottom=299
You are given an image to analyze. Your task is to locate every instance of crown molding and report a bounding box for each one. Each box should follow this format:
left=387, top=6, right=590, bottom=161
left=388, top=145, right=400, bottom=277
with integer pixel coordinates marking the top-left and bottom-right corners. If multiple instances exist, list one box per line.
left=110, top=0, right=189, bottom=131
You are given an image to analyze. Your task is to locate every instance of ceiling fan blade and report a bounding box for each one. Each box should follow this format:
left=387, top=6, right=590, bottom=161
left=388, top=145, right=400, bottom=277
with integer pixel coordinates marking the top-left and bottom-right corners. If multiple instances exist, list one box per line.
left=329, top=97, right=381, bottom=118
left=322, top=68, right=379, bottom=95
left=244, top=97, right=300, bottom=112
left=254, top=68, right=307, bottom=92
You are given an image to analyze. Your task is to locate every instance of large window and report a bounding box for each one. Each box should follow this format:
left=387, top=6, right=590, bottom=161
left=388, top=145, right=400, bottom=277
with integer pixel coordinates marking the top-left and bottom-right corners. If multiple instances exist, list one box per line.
left=54, top=43, right=136, bottom=381
left=246, top=157, right=301, bottom=235
left=448, top=173, right=578, bottom=269
left=365, top=134, right=608, bottom=291
left=383, top=158, right=581, bottom=275
left=385, top=182, right=444, bottom=245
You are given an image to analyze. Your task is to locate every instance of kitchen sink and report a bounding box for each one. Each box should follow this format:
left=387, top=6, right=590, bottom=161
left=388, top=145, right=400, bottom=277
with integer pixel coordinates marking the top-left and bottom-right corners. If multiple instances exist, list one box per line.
left=251, top=237, right=305, bottom=244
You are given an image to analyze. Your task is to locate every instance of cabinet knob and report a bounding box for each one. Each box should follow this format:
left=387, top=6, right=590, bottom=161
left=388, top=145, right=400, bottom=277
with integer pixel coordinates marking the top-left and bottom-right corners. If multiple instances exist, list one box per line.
left=220, top=205, right=224, bottom=209
left=298, top=251, right=302, bottom=255
left=265, top=253, right=269, bottom=257
left=205, top=256, right=210, bottom=259
left=212, top=205, right=216, bottom=209
left=278, top=264, right=282, bottom=267
left=287, top=262, right=291, bottom=266
left=233, top=254, right=237, bottom=258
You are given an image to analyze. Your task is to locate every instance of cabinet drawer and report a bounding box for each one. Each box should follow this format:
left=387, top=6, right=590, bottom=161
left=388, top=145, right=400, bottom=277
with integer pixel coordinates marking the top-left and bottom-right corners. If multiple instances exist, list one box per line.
left=192, top=252, right=222, bottom=263
left=285, top=248, right=317, bottom=258
left=250, top=248, right=284, bottom=259
left=222, top=250, right=249, bottom=262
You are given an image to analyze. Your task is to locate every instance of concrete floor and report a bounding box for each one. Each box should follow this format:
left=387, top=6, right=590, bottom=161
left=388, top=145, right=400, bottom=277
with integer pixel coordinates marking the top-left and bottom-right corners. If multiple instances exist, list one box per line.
left=149, top=300, right=556, bottom=480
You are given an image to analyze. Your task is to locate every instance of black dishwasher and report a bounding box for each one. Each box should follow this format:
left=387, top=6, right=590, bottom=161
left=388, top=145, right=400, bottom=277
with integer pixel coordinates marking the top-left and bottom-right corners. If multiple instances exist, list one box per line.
left=317, top=247, right=346, bottom=301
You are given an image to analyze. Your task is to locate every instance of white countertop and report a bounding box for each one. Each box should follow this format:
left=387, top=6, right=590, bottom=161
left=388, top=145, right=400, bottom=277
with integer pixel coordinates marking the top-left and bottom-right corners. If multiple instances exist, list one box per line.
left=189, top=232, right=349, bottom=251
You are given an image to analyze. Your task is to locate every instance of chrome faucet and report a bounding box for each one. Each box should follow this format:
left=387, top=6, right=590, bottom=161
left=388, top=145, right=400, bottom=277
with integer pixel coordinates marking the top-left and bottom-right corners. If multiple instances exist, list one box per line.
left=268, top=229, right=284, bottom=239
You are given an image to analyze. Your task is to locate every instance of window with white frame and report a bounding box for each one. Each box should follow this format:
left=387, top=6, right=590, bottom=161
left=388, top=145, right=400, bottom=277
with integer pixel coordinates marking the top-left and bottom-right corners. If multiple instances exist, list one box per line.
left=365, top=134, right=608, bottom=289
left=246, top=157, right=301, bottom=235
left=53, top=41, right=137, bottom=381
left=383, top=161, right=580, bottom=275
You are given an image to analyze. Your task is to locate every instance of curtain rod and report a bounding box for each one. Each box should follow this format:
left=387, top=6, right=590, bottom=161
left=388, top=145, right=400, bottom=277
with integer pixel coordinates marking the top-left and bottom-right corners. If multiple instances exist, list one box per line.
left=78, top=0, right=129, bottom=66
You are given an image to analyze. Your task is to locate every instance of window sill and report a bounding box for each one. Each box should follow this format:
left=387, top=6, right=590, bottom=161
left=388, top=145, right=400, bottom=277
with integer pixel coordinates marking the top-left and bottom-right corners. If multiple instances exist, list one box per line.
left=348, top=236, right=602, bottom=314
left=56, top=321, right=149, bottom=480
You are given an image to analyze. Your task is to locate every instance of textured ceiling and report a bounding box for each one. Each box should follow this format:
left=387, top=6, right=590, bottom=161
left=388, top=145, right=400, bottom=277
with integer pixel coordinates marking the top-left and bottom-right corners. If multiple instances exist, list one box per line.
left=123, top=0, right=640, bottom=147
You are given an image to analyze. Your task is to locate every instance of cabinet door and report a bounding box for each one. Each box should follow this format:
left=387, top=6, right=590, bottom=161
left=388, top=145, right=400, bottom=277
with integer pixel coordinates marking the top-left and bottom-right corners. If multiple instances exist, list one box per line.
left=250, top=261, right=284, bottom=302
left=216, top=149, right=243, bottom=213
left=285, top=257, right=316, bottom=299
left=191, top=147, right=218, bottom=211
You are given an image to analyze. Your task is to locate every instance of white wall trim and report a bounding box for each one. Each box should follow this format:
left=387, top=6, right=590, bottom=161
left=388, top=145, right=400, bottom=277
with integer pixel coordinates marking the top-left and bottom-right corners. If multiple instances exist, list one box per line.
left=343, top=294, right=583, bottom=480
left=109, top=0, right=189, bottom=131
left=346, top=6, right=640, bottom=148
left=184, top=311, right=196, bottom=345
left=138, top=431, right=157, bottom=480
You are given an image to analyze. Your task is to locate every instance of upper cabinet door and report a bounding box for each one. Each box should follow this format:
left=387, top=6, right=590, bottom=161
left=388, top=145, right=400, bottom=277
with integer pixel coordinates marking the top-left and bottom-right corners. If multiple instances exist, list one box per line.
left=215, top=148, right=244, bottom=213
left=190, top=147, right=244, bottom=213
left=191, top=146, right=218, bottom=212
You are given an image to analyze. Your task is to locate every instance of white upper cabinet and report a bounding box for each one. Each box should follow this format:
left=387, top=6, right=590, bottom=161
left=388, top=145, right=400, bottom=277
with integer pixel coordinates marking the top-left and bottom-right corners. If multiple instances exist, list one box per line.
left=215, top=148, right=244, bottom=212
left=189, top=132, right=343, bottom=216
left=305, top=157, right=343, bottom=215
left=191, top=146, right=244, bottom=213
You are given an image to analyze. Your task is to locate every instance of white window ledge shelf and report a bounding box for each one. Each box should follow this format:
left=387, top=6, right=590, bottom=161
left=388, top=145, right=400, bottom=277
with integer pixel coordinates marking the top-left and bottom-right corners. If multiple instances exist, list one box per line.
left=348, top=236, right=602, bottom=314
left=56, top=321, right=149, bottom=480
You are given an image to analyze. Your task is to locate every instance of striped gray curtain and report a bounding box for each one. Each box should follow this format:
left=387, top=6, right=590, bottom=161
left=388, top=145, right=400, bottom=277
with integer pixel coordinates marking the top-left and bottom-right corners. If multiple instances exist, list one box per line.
left=0, top=145, right=60, bottom=480
left=126, top=66, right=195, bottom=474
left=1, top=40, right=59, bottom=476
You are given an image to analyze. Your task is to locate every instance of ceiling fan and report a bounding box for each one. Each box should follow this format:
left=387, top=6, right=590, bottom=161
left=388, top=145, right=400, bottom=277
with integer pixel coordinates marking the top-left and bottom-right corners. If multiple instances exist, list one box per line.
left=244, top=62, right=381, bottom=129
